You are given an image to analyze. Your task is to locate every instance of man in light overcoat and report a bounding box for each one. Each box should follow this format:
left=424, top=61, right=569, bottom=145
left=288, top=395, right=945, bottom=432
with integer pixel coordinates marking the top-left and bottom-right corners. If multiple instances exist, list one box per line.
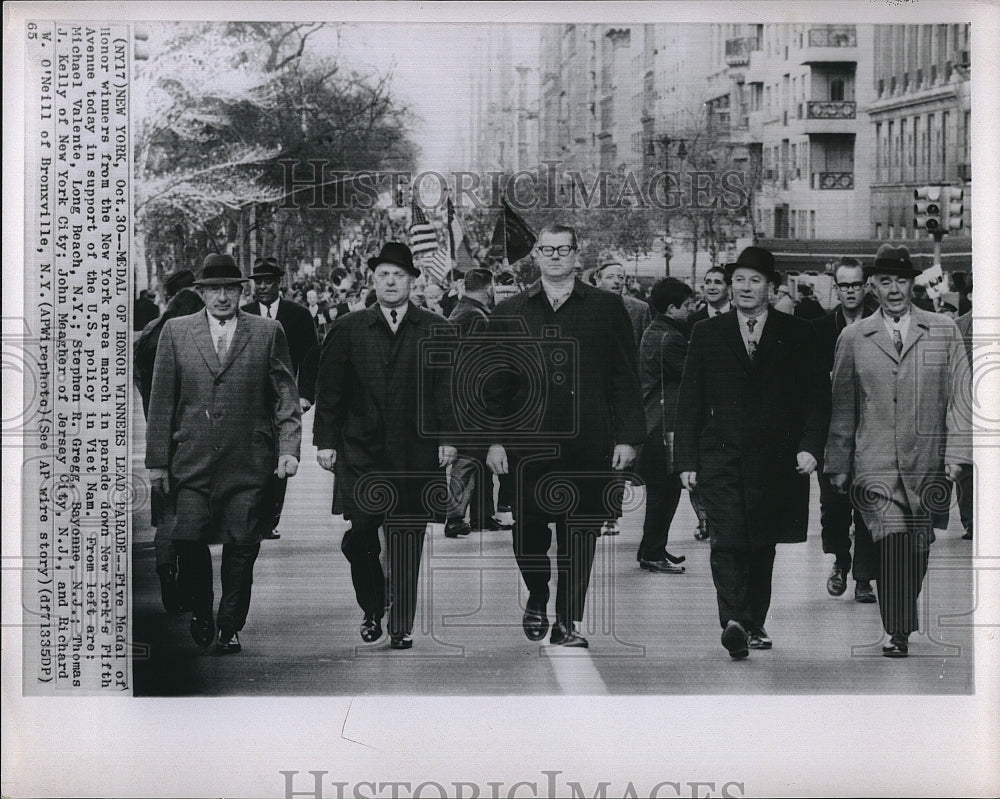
left=825, top=244, right=970, bottom=657
left=146, top=254, right=302, bottom=654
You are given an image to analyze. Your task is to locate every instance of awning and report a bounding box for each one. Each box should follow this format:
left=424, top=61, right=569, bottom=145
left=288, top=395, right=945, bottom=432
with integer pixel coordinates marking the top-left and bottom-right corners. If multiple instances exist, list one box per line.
left=757, top=237, right=972, bottom=273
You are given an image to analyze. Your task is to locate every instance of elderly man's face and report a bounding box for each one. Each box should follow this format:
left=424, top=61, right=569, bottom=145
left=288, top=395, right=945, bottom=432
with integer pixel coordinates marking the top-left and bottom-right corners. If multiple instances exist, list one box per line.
left=199, top=284, right=243, bottom=321
left=596, top=264, right=626, bottom=293
left=425, top=283, right=444, bottom=305
left=871, top=274, right=914, bottom=317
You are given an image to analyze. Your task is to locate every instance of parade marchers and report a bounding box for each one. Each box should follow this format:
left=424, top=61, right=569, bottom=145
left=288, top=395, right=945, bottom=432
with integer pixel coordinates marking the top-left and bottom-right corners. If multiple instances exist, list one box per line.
left=140, top=236, right=973, bottom=660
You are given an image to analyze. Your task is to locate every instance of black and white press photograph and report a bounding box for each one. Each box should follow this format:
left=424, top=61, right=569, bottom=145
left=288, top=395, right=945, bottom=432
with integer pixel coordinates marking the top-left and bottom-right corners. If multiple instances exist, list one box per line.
left=4, top=2, right=1000, bottom=797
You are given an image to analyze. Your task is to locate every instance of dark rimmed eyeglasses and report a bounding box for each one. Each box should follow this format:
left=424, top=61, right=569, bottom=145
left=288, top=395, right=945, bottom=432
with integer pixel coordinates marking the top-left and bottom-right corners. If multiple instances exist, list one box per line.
left=836, top=282, right=864, bottom=291
left=536, top=245, right=576, bottom=257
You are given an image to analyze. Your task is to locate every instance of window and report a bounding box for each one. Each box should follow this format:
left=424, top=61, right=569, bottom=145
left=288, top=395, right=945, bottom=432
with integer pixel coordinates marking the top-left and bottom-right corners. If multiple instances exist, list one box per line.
left=875, top=122, right=883, bottom=181
left=875, top=222, right=882, bottom=240
left=941, top=110, right=949, bottom=177
left=830, top=79, right=845, bottom=101
left=888, top=224, right=895, bottom=240
left=810, top=210, right=816, bottom=239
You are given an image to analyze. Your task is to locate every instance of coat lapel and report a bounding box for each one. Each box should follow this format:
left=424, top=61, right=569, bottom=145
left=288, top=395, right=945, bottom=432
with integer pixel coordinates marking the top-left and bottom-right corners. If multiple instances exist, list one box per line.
left=218, top=312, right=252, bottom=376
left=899, top=312, right=928, bottom=361
left=858, top=312, right=900, bottom=363
left=193, top=310, right=221, bottom=376
left=751, top=312, right=779, bottom=369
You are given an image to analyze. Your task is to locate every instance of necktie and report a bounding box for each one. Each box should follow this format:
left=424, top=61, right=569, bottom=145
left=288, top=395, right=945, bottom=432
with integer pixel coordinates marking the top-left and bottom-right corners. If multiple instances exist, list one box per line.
left=892, top=327, right=903, bottom=355
left=216, top=332, right=227, bottom=361
left=390, top=309, right=398, bottom=325
left=265, top=304, right=272, bottom=319
left=746, top=317, right=757, bottom=360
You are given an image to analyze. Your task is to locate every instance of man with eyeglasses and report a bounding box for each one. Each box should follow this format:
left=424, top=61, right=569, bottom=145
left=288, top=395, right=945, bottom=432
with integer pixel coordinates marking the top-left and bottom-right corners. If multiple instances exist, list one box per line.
left=484, top=224, right=645, bottom=648
left=812, top=258, right=877, bottom=603
left=825, top=245, right=969, bottom=658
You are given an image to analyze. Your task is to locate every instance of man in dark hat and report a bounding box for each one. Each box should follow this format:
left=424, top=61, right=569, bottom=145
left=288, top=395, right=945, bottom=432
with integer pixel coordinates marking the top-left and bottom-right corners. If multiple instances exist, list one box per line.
left=439, top=268, right=464, bottom=317
left=675, top=245, right=830, bottom=658
left=242, top=256, right=318, bottom=540
left=146, top=253, right=301, bottom=654
left=825, top=244, right=969, bottom=658
left=134, top=289, right=161, bottom=332
left=164, top=269, right=196, bottom=302
left=314, top=242, right=459, bottom=650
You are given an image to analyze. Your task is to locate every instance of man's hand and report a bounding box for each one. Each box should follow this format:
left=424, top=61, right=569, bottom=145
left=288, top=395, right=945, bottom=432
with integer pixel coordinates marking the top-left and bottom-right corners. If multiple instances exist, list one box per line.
left=486, top=444, right=508, bottom=475
left=317, top=449, right=336, bottom=472
left=795, top=451, right=818, bottom=475
left=611, top=444, right=637, bottom=470
left=276, top=455, right=299, bottom=478
left=439, top=445, right=458, bottom=468
left=829, top=473, right=849, bottom=494
left=299, top=398, right=312, bottom=413
left=945, top=463, right=962, bottom=482
left=148, top=467, right=168, bottom=495
left=680, top=471, right=697, bottom=490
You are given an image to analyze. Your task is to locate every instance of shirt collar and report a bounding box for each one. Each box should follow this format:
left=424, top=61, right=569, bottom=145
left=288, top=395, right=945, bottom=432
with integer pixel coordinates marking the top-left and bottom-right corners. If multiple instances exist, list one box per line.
left=708, top=301, right=731, bottom=316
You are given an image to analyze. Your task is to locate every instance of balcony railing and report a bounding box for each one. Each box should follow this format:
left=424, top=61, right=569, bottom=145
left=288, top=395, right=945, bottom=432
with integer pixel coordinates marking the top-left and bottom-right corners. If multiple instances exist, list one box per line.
left=806, top=100, right=857, bottom=119
left=807, top=25, right=857, bottom=48
left=725, top=36, right=761, bottom=66
left=813, top=171, right=854, bottom=190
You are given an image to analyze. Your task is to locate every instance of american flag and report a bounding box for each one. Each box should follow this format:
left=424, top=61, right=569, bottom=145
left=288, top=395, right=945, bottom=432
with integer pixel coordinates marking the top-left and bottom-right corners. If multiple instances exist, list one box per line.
left=417, top=248, right=451, bottom=283
left=409, top=201, right=439, bottom=256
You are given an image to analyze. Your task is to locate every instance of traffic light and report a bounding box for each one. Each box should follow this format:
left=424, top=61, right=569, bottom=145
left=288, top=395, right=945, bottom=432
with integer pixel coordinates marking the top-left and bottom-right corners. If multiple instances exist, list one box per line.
left=913, top=186, right=942, bottom=232
left=943, top=186, right=964, bottom=231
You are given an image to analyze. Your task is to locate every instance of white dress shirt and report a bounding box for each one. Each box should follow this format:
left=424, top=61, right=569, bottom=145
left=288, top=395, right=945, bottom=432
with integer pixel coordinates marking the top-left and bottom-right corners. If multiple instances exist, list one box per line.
left=380, top=302, right=408, bottom=333
left=736, top=308, right=768, bottom=358
left=207, top=311, right=236, bottom=357
left=708, top=301, right=732, bottom=317
left=258, top=298, right=280, bottom=319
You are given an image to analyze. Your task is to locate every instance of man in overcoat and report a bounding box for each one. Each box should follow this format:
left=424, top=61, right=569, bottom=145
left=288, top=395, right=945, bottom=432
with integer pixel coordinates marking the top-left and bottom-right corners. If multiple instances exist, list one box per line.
left=314, top=242, right=458, bottom=650
left=241, top=256, right=318, bottom=540
left=484, top=224, right=645, bottom=648
left=146, top=254, right=302, bottom=654
left=675, top=246, right=830, bottom=658
left=636, top=277, right=695, bottom=574
left=825, top=245, right=969, bottom=657
left=811, top=258, right=877, bottom=603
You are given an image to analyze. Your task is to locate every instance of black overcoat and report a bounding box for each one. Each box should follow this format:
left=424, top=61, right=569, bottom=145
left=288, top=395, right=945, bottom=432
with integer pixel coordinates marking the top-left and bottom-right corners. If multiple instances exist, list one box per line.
left=241, top=297, right=318, bottom=376
left=313, top=303, right=458, bottom=519
left=674, top=309, right=830, bottom=549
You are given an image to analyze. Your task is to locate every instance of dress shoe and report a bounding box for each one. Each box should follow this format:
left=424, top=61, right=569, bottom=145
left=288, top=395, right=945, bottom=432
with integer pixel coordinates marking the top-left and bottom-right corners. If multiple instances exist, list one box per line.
left=854, top=580, right=877, bottom=603
left=639, top=559, right=686, bottom=574
left=444, top=519, right=472, bottom=538
left=522, top=600, right=549, bottom=641
left=882, top=633, right=909, bottom=658
left=600, top=520, right=620, bottom=536
left=262, top=528, right=281, bottom=540
left=826, top=566, right=848, bottom=597
left=721, top=620, right=749, bottom=659
left=747, top=625, right=773, bottom=649
left=156, top=564, right=184, bottom=614
left=215, top=629, right=241, bottom=654
left=390, top=634, right=413, bottom=650
left=962, top=528, right=973, bottom=541
left=494, top=505, right=515, bottom=528
left=694, top=523, right=709, bottom=541
left=481, top=517, right=504, bottom=532
left=190, top=613, right=216, bottom=648
left=549, top=620, right=589, bottom=648
left=360, top=612, right=383, bottom=643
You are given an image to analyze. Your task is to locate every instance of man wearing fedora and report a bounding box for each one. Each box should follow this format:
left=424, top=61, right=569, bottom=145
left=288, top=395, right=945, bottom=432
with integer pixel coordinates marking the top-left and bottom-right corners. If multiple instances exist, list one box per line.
left=675, top=245, right=830, bottom=658
left=242, top=256, right=318, bottom=540
left=314, top=242, right=458, bottom=650
left=146, top=253, right=302, bottom=654
left=825, top=244, right=969, bottom=658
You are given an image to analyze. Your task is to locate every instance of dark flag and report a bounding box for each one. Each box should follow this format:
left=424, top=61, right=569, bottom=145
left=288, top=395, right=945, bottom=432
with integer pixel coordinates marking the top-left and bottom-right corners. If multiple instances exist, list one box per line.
left=489, top=198, right=536, bottom=264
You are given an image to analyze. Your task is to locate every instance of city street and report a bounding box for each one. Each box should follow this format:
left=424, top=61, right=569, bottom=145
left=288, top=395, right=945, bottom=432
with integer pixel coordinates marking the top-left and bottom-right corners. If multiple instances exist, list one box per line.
left=130, top=396, right=976, bottom=697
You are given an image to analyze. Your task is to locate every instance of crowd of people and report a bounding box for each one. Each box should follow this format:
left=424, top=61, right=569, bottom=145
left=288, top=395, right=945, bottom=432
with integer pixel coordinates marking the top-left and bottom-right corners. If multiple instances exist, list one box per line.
left=135, top=219, right=973, bottom=660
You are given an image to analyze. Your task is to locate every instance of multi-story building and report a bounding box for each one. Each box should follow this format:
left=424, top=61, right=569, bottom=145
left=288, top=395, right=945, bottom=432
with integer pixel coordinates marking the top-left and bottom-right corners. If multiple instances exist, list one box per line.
left=469, top=25, right=539, bottom=177
left=866, top=24, right=972, bottom=245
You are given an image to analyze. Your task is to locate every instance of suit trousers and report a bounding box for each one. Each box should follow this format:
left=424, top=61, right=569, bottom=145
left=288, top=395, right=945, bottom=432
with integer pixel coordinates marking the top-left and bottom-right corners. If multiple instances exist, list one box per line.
left=446, top=456, right=495, bottom=527
left=637, top=432, right=683, bottom=562
left=175, top=540, right=261, bottom=632
left=341, top=514, right=425, bottom=637
left=514, top=516, right=598, bottom=624
left=957, top=464, right=973, bottom=534
left=875, top=530, right=931, bottom=638
left=818, top=470, right=875, bottom=580
left=710, top=544, right=777, bottom=630
left=259, top=473, right=288, bottom=534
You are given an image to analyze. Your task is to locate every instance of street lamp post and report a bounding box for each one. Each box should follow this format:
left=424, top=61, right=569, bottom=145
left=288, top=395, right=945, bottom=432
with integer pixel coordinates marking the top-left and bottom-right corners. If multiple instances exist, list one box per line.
left=648, top=135, right=687, bottom=276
